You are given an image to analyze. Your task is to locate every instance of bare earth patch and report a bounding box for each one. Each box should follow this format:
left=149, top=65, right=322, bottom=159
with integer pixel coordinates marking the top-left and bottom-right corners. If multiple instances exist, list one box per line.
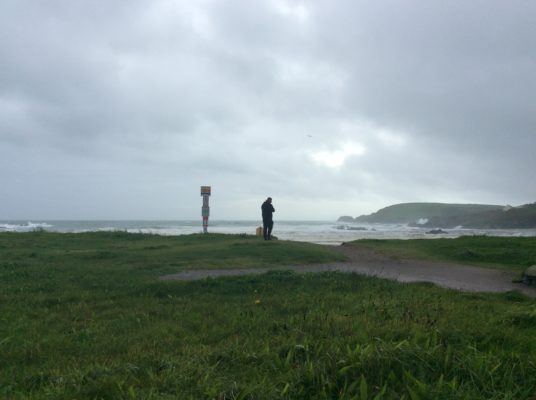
left=160, top=243, right=536, bottom=297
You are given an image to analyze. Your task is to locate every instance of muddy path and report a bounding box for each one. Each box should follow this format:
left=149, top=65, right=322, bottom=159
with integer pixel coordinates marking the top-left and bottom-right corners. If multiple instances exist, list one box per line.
left=159, top=243, right=536, bottom=297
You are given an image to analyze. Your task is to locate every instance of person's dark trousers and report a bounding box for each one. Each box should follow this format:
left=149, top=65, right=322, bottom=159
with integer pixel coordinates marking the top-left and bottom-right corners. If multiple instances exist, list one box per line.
left=263, top=220, right=273, bottom=240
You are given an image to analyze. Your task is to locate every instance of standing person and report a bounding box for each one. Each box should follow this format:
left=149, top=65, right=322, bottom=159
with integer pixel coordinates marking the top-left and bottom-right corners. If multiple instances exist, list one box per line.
left=261, top=197, right=275, bottom=240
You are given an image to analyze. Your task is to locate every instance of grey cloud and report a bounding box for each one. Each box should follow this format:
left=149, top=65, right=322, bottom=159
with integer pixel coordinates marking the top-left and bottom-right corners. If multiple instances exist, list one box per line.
left=1, top=0, right=535, bottom=219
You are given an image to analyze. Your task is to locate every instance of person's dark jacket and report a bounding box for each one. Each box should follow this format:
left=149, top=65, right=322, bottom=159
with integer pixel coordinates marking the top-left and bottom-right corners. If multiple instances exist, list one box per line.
left=261, top=201, right=275, bottom=222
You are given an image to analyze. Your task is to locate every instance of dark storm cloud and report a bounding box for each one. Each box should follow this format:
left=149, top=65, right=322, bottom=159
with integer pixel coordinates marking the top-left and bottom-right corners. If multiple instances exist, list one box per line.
left=314, top=1, right=536, bottom=141
left=1, top=0, right=535, bottom=219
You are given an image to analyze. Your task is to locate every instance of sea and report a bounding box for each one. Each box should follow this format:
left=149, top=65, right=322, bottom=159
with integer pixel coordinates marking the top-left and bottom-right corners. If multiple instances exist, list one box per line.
left=2, top=220, right=536, bottom=245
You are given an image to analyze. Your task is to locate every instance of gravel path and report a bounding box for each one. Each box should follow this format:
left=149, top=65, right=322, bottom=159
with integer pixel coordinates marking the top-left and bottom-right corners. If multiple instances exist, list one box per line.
left=159, top=243, right=536, bottom=297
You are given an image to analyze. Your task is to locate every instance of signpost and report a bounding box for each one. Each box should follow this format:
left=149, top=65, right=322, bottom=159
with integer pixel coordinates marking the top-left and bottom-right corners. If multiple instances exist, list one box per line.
left=200, top=186, right=211, bottom=233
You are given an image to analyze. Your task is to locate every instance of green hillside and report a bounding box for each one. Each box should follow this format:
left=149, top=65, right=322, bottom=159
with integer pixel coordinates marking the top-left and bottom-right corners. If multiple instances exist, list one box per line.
left=419, top=202, right=536, bottom=229
left=342, top=202, right=536, bottom=229
left=351, top=203, right=503, bottom=224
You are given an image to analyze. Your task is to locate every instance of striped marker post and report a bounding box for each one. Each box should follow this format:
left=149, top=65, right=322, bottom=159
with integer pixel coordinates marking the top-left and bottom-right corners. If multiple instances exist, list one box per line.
left=200, top=186, right=211, bottom=233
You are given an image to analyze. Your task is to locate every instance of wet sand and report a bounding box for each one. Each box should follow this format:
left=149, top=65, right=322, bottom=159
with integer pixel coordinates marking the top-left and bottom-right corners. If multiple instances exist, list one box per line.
left=159, top=243, right=536, bottom=297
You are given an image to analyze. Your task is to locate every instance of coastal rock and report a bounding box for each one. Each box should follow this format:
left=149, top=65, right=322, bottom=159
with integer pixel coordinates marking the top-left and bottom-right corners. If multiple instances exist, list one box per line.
left=337, top=216, right=355, bottom=222
left=335, top=225, right=367, bottom=231
left=426, top=229, right=448, bottom=235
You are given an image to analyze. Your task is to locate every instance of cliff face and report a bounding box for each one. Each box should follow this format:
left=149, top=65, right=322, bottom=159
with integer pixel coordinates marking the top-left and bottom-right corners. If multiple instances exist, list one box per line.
left=340, top=202, right=536, bottom=229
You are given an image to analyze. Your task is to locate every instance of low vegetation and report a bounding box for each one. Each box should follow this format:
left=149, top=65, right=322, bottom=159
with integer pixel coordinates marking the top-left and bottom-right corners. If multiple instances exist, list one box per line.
left=1, top=232, right=536, bottom=399
left=349, top=236, right=536, bottom=272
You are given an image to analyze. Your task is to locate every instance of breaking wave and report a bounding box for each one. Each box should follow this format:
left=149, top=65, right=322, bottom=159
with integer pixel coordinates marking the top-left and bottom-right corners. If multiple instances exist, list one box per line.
left=0, top=221, right=54, bottom=232
left=1, top=220, right=535, bottom=244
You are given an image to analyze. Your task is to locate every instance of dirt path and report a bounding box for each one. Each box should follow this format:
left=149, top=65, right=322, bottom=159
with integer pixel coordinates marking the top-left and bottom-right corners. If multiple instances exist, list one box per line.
left=159, top=244, right=536, bottom=297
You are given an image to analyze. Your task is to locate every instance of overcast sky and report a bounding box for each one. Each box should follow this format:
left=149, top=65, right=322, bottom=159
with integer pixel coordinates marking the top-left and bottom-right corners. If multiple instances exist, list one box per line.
left=1, top=0, right=535, bottom=220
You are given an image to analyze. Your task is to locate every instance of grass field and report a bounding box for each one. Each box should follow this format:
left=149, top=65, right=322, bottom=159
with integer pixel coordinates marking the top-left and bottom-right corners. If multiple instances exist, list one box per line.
left=348, top=236, right=536, bottom=272
left=1, top=232, right=536, bottom=399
